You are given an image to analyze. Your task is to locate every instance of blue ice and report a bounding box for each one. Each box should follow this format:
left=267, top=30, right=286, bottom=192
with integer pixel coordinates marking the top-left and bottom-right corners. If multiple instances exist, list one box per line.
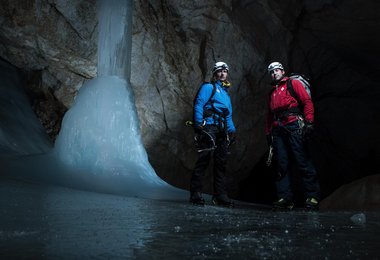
left=0, top=0, right=186, bottom=200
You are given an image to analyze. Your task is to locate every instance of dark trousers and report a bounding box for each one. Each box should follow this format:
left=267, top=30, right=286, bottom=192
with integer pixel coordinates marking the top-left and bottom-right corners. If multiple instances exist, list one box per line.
left=190, top=126, right=229, bottom=197
left=273, top=120, right=320, bottom=201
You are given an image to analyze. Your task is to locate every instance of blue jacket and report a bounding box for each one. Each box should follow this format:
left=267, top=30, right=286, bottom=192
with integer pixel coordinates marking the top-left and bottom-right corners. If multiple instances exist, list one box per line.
left=193, top=80, right=236, bottom=133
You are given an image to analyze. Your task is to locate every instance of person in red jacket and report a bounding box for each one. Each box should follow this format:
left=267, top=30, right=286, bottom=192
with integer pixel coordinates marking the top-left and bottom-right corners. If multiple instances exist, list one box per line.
left=265, top=62, right=320, bottom=210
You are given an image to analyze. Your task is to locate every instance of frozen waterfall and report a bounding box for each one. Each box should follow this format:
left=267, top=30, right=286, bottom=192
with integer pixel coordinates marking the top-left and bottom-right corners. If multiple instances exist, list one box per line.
left=0, top=0, right=186, bottom=200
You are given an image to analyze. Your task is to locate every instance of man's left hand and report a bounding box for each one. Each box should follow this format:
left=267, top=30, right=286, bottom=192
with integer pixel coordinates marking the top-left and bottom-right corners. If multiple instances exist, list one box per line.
left=303, top=121, right=314, bottom=139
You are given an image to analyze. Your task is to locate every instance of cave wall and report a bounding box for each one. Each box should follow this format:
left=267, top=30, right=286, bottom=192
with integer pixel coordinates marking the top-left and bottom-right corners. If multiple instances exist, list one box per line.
left=273, top=0, right=380, bottom=195
left=130, top=0, right=277, bottom=194
left=0, top=0, right=379, bottom=201
left=0, top=0, right=97, bottom=140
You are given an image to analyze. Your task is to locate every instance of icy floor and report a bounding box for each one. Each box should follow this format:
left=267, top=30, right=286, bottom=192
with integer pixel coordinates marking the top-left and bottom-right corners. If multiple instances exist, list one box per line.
left=0, top=178, right=379, bottom=259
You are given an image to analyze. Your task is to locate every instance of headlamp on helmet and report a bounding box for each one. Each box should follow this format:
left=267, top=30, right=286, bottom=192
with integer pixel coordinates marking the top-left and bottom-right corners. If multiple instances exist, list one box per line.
left=212, top=61, right=229, bottom=74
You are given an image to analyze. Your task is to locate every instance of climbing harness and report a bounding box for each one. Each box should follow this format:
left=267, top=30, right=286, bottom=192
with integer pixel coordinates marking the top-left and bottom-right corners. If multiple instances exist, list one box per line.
left=186, top=81, right=230, bottom=153
left=194, top=129, right=217, bottom=153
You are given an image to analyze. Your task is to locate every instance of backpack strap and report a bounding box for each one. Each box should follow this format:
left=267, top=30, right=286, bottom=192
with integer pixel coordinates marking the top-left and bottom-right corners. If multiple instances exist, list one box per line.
left=271, top=79, right=302, bottom=119
left=210, top=82, right=217, bottom=103
left=286, top=79, right=300, bottom=104
left=269, top=80, right=303, bottom=121
left=201, top=82, right=217, bottom=117
left=193, top=82, right=217, bottom=125
left=203, top=83, right=225, bottom=118
left=202, top=82, right=228, bottom=131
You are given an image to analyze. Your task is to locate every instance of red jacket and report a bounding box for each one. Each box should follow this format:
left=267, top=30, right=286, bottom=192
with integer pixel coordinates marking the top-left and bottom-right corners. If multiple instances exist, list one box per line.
left=265, top=77, right=314, bottom=135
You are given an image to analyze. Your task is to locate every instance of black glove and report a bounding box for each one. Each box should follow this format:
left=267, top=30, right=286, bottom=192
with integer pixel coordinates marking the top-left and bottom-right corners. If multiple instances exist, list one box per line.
left=303, top=121, right=314, bottom=139
left=266, top=134, right=273, bottom=147
left=228, top=132, right=236, bottom=145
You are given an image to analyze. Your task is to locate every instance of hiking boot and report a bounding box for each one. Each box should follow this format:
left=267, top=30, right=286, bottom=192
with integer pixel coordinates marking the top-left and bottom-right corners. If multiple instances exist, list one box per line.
left=189, top=192, right=205, bottom=206
left=272, top=198, right=294, bottom=210
left=305, top=197, right=319, bottom=210
left=212, top=194, right=234, bottom=208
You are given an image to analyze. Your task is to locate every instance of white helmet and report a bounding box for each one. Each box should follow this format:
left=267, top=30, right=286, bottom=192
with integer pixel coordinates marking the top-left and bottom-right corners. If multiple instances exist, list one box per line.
left=212, top=61, right=229, bottom=74
left=267, top=62, right=284, bottom=73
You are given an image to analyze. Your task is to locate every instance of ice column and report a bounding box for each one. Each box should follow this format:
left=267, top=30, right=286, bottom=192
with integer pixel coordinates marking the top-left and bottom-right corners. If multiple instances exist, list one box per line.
left=54, top=0, right=185, bottom=199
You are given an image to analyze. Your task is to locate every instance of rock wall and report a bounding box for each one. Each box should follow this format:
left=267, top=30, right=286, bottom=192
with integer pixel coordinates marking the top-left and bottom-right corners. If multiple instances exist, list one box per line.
left=0, top=0, right=97, bottom=104
left=130, top=0, right=280, bottom=193
left=319, top=174, right=380, bottom=211
left=0, top=0, right=97, bottom=140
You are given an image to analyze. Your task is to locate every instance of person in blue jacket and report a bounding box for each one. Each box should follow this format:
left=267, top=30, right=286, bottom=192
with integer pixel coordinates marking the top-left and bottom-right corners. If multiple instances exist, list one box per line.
left=189, top=61, right=236, bottom=207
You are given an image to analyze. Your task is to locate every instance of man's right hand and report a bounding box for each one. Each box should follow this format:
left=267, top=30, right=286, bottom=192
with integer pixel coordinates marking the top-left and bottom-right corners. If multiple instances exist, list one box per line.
left=194, top=120, right=206, bottom=134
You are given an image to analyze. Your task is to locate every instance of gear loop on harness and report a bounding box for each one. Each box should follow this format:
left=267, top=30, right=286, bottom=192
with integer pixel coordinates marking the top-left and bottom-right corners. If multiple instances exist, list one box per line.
left=194, top=127, right=217, bottom=153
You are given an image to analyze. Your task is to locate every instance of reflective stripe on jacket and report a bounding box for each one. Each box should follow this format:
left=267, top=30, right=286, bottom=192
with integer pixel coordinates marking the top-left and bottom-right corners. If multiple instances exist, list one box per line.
left=194, top=80, right=236, bottom=133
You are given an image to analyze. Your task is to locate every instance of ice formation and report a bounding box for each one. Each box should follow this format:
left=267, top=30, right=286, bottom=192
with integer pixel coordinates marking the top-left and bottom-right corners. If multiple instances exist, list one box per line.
left=0, top=0, right=186, bottom=200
